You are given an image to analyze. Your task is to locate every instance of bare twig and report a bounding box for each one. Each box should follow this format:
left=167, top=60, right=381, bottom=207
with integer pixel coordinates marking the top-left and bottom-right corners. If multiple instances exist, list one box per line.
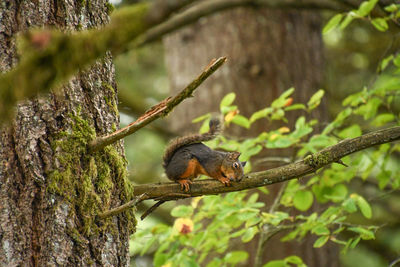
left=97, top=193, right=148, bottom=220
left=255, top=177, right=288, bottom=267
left=389, top=256, right=400, bottom=267
left=140, top=192, right=191, bottom=220
left=88, top=57, right=227, bottom=152
left=133, top=126, right=400, bottom=199
left=141, top=200, right=167, bottom=220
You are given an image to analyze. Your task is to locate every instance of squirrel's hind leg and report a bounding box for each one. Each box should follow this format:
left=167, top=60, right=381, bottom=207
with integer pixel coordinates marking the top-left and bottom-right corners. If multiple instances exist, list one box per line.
left=176, top=158, right=199, bottom=192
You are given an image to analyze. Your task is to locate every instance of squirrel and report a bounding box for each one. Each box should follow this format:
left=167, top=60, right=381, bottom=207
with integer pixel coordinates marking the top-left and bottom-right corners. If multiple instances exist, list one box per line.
left=163, top=118, right=246, bottom=192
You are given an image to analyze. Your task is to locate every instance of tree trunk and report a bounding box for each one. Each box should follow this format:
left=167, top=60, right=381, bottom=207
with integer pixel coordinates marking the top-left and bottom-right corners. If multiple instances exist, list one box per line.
left=0, top=1, right=134, bottom=266
left=164, top=7, right=337, bottom=266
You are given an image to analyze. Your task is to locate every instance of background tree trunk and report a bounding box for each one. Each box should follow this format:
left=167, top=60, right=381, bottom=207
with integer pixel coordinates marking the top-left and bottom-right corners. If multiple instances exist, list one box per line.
left=0, top=1, right=134, bottom=266
left=164, top=7, right=337, bottom=266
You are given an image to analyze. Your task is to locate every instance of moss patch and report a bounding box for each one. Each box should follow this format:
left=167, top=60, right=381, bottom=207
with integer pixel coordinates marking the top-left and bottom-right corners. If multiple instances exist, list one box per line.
left=102, top=82, right=119, bottom=115
left=47, top=110, right=136, bottom=238
left=304, top=151, right=331, bottom=168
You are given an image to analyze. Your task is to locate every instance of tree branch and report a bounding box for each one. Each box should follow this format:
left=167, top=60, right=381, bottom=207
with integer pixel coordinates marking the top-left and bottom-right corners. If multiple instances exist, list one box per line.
left=97, top=193, right=148, bottom=220
left=0, top=0, right=195, bottom=124
left=133, top=126, right=400, bottom=199
left=133, top=0, right=348, bottom=48
left=88, top=57, right=227, bottom=152
left=0, top=0, right=350, bottom=124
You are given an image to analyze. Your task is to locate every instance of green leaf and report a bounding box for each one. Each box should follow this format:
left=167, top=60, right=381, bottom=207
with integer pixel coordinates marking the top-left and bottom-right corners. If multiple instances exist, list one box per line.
left=270, top=109, right=285, bottom=121
left=354, top=195, right=372, bottom=219
left=220, top=93, right=236, bottom=109
left=281, top=228, right=301, bottom=242
left=323, top=14, right=343, bottom=34
left=250, top=107, right=273, bottom=123
left=307, top=89, right=325, bottom=110
left=371, top=113, right=395, bottom=127
left=268, top=136, right=295, bottom=149
left=350, top=236, right=361, bottom=248
left=171, top=205, right=194, bottom=217
left=384, top=4, right=399, bottom=12
left=342, top=198, right=357, bottom=213
left=379, top=55, right=393, bottom=71
left=241, top=144, right=262, bottom=161
left=338, top=124, right=362, bottom=139
left=206, top=258, right=223, bottom=267
left=284, top=103, right=306, bottom=111
left=313, top=235, right=329, bottom=248
left=192, top=113, right=211, bottom=123
left=293, top=190, right=314, bottom=211
left=348, top=227, right=375, bottom=240
left=312, top=225, right=331, bottom=235
left=271, top=88, right=295, bottom=108
left=280, top=87, right=295, bottom=99
left=220, top=105, right=238, bottom=114
left=154, top=252, right=168, bottom=267
left=285, top=255, right=304, bottom=265
left=224, top=251, right=249, bottom=264
left=182, top=257, right=200, bottom=267
left=377, top=170, right=392, bottom=189
left=248, top=193, right=259, bottom=204
left=371, top=18, right=389, bottom=32
left=312, top=225, right=330, bottom=236
left=263, top=260, right=287, bottom=267
left=231, top=114, right=250, bottom=128
left=340, top=13, right=355, bottom=29
left=357, top=0, right=378, bottom=16
left=325, top=183, right=348, bottom=202
left=393, top=54, right=400, bottom=67
left=354, top=97, right=382, bottom=120
left=295, top=116, right=305, bottom=129
left=242, top=226, right=258, bottom=242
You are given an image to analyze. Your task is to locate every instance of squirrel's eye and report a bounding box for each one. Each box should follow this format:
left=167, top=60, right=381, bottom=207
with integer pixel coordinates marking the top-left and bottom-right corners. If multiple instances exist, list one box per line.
left=233, top=162, right=239, bottom=169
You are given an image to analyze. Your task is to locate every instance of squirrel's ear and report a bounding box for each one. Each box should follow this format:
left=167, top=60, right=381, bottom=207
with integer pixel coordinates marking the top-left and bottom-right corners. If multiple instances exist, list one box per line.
left=229, top=152, right=241, bottom=160
left=241, top=161, right=247, bottom=167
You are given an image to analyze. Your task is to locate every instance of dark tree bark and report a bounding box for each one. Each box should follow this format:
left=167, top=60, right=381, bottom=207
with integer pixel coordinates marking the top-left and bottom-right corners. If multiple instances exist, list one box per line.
left=164, top=7, right=337, bottom=267
left=0, top=1, right=134, bottom=266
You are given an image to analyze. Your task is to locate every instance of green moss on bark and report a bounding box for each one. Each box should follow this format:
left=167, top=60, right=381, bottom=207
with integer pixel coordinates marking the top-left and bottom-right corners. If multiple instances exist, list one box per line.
left=102, top=82, right=119, bottom=115
left=304, top=151, right=332, bottom=168
left=47, top=110, right=136, bottom=237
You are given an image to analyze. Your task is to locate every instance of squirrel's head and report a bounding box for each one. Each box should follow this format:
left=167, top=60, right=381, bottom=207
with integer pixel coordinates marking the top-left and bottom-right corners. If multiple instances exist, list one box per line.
left=221, top=152, right=246, bottom=182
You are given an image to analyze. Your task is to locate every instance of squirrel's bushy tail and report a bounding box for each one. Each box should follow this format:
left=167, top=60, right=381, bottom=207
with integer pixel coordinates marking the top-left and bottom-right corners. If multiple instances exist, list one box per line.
left=162, top=118, right=222, bottom=169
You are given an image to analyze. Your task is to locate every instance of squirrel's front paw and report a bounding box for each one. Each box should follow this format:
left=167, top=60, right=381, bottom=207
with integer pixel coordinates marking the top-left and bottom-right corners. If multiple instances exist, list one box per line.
left=178, top=179, right=192, bottom=192
left=218, top=177, right=231, bottom=187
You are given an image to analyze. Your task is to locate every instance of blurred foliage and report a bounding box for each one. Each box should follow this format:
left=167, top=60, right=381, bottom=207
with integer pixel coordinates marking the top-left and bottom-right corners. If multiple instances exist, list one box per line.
left=111, top=1, right=400, bottom=266
left=129, top=83, right=399, bottom=266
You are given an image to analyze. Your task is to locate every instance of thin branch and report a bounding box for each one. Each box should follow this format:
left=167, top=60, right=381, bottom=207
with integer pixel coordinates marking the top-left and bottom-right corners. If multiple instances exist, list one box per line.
left=389, top=256, right=400, bottom=267
left=88, top=57, right=227, bottom=152
left=133, top=0, right=348, bottom=48
left=255, top=182, right=288, bottom=267
left=97, top=193, right=148, bottom=220
left=140, top=192, right=191, bottom=220
left=98, top=126, right=400, bottom=220
left=140, top=200, right=167, bottom=220
left=133, top=126, right=400, bottom=199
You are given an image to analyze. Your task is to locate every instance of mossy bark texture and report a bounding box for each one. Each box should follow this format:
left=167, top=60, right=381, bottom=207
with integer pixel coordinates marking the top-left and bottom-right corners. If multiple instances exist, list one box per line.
left=0, top=1, right=134, bottom=266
